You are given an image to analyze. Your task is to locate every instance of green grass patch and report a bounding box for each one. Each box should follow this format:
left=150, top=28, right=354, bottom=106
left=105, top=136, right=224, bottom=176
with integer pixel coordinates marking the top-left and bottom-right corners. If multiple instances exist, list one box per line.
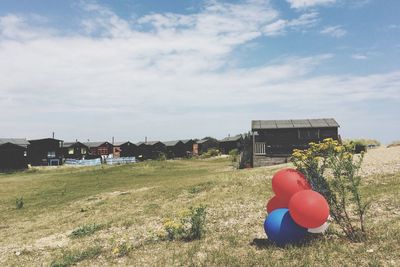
left=69, top=223, right=104, bottom=239
left=50, top=246, right=102, bottom=267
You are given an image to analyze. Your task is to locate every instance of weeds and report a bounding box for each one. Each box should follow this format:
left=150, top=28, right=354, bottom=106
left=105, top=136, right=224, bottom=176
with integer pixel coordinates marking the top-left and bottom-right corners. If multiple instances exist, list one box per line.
left=292, top=138, right=369, bottom=241
left=157, top=153, right=167, bottom=161
left=111, top=242, right=132, bottom=257
left=162, top=205, right=207, bottom=241
left=69, top=223, right=104, bottom=239
left=229, top=149, right=239, bottom=163
left=200, top=149, right=220, bottom=159
left=15, top=197, right=24, bottom=209
left=50, top=246, right=102, bottom=267
left=188, top=181, right=214, bottom=194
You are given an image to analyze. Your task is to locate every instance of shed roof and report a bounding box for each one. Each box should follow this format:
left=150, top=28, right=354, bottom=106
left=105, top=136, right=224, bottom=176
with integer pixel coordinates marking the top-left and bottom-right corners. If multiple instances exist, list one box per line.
left=252, top=118, right=339, bottom=130
left=62, top=141, right=88, bottom=148
left=113, top=141, right=133, bottom=146
left=180, top=139, right=194, bottom=144
left=29, top=138, right=63, bottom=142
left=0, top=138, right=30, bottom=148
left=115, top=141, right=137, bottom=147
left=163, top=140, right=183, bottom=147
left=137, top=141, right=164, bottom=146
left=196, top=139, right=211, bottom=144
left=219, top=135, right=242, bottom=142
left=83, top=142, right=111, bottom=148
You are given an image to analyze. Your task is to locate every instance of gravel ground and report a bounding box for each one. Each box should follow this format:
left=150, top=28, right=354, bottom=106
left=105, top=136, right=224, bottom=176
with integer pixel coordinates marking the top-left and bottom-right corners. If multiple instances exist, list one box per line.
left=359, top=146, right=400, bottom=177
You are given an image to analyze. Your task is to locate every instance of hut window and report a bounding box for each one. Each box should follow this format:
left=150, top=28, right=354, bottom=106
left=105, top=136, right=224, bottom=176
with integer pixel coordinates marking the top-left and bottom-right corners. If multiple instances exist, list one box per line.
left=47, top=151, right=56, bottom=158
left=68, top=148, right=74, bottom=155
left=254, top=142, right=266, bottom=155
left=298, top=129, right=319, bottom=140
left=98, top=147, right=108, bottom=155
left=81, top=148, right=87, bottom=154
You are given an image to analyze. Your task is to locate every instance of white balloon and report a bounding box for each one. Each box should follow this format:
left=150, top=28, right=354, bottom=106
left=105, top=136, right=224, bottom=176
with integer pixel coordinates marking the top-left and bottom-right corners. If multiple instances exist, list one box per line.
left=308, top=221, right=330, bottom=234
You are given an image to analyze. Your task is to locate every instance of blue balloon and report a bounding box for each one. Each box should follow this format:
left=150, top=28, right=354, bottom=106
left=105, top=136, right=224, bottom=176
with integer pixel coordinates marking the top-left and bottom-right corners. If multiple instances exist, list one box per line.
left=264, top=208, right=307, bottom=246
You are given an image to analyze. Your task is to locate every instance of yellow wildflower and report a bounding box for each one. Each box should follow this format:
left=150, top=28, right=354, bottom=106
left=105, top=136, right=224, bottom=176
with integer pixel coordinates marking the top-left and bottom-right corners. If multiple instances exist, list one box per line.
left=112, top=247, right=120, bottom=255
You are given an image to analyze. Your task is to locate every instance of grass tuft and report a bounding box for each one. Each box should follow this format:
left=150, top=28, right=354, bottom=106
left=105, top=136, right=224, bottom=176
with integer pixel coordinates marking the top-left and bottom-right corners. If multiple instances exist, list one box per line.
left=69, top=223, right=104, bottom=239
left=15, top=196, right=24, bottom=209
left=50, top=246, right=102, bottom=267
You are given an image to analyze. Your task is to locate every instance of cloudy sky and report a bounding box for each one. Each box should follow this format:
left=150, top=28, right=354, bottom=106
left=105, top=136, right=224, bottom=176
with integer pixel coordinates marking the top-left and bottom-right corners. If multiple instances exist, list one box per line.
left=0, top=0, right=399, bottom=143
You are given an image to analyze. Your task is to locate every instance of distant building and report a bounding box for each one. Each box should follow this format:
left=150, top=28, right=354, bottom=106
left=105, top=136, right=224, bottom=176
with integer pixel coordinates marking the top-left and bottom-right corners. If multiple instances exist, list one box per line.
left=194, top=138, right=219, bottom=155
left=251, top=118, right=340, bottom=167
left=180, top=139, right=195, bottom=156
left=28, top=138, right=64, bottom=166
left=112, top=143, right=122, bottom=158
left=219, top=135, right=243, bottom=154
left=137, top=141, right=166, bottom=160
left=0, top=138, right=29, bottom=170
left=163, top=140, right=187, bottom=158
left=115, top=141, right=139, bottom=158
left=62, top=141, right=89, bottom=160
left=84, top=142, right=114, bottom=158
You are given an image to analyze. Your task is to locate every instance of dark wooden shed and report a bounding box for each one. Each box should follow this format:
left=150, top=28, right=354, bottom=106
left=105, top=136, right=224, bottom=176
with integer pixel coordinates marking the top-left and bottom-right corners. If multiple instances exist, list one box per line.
left=0, top=138, right=29, bottom=170
left=137, top=141, right=166, bottom=160
left=180, top=139, right=195, bottom=156
left=194, top=138, right=219, bottom=155
left=251, top=118, right=340, bottom=167
left=219, top=135, right=243, bottom=154
left=62, top=141, right=89, bottom=160
left=116, top=142, right=139, bottom=158
left=163, top=140, right=187, bottom=158
left=28, top=138, right=64, bottom=166
left=84, top=142, right=114, bottom=157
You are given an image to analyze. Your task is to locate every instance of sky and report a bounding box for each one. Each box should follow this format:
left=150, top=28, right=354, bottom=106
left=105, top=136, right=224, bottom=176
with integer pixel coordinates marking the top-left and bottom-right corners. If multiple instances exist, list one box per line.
left=0, top=0, right=399, bottom=143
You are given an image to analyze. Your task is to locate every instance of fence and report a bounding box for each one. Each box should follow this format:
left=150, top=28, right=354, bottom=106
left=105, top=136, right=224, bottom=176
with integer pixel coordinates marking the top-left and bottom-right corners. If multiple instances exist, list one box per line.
left=105, top=157, right=136, bottom=165
left=64, top=158, right=102, bottom=166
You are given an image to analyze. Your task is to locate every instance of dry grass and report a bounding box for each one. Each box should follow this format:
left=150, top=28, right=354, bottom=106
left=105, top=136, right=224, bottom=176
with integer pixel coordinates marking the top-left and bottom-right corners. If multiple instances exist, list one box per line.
left=0, top=151, right=399, bottom=266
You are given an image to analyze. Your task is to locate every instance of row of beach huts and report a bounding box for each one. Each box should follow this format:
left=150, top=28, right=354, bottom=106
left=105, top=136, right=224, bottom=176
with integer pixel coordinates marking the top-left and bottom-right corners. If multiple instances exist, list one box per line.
left=1, top=118, right=341, bottom=171
left=0, top=135, right=244, bottom=170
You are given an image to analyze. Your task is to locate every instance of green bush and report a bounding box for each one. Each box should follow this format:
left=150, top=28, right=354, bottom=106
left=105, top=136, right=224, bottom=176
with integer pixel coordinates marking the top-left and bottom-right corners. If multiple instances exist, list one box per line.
left=343, top=139, right=381, bottom=154
left=229, top=149, right=239, bottom=162
left=187, top=205, right=207, bottom=240
left=200, top=148, right=220, bottom=159
left=157, top=152, right=167, bottom=161
left=162, top=205, right=207, bottom=241
left=238, top=132, right=253, bottom=169
left=291, top=138, right=369, bottom=242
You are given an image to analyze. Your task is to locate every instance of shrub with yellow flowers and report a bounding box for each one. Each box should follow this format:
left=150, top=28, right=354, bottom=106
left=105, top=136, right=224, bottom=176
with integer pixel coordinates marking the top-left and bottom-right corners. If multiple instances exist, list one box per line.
left=291, top=138, right=369, bottom=242
left=162, top=205, right=207, bottom=241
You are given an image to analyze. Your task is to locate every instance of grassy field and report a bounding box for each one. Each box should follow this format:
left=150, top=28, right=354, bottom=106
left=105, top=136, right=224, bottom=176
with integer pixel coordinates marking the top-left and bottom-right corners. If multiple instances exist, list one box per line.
left=0, top=158, right=399, bottom=266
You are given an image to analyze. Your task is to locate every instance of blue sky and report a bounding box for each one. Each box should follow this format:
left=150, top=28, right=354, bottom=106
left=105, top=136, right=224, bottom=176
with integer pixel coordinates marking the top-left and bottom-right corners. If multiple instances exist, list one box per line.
left=0, top=0, right=399, bottom=143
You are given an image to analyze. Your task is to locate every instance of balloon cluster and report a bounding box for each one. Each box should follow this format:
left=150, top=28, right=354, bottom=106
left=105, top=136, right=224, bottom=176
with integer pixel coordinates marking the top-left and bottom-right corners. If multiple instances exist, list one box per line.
left=264, top=168, right=330, bottom=246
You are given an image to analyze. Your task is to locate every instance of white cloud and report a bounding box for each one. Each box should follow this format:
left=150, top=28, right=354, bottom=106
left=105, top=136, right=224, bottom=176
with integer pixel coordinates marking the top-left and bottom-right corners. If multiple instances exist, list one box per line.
left=264, top=12, right=319, bottom=36
left=388, top=24, right=400, bottom=30
left=264, top=19, right=288, bottom=36
left=0, top=1, right=399, bottom=142
left=286, top=0, right=336, bottom=9
left=0, top=14, right=53, bottom=40
left=351, top=54, right=368, bottom=60
left=320, top=25, right=347, bottom=38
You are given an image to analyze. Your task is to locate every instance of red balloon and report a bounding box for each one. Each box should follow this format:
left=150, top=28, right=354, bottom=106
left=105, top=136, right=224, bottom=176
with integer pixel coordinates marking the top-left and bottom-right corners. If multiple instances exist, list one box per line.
left=272, top=168, right=311, bottom=202
left=266, top=196, right=288, bottom=214
left=289, top=190, right=330, bottom=228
